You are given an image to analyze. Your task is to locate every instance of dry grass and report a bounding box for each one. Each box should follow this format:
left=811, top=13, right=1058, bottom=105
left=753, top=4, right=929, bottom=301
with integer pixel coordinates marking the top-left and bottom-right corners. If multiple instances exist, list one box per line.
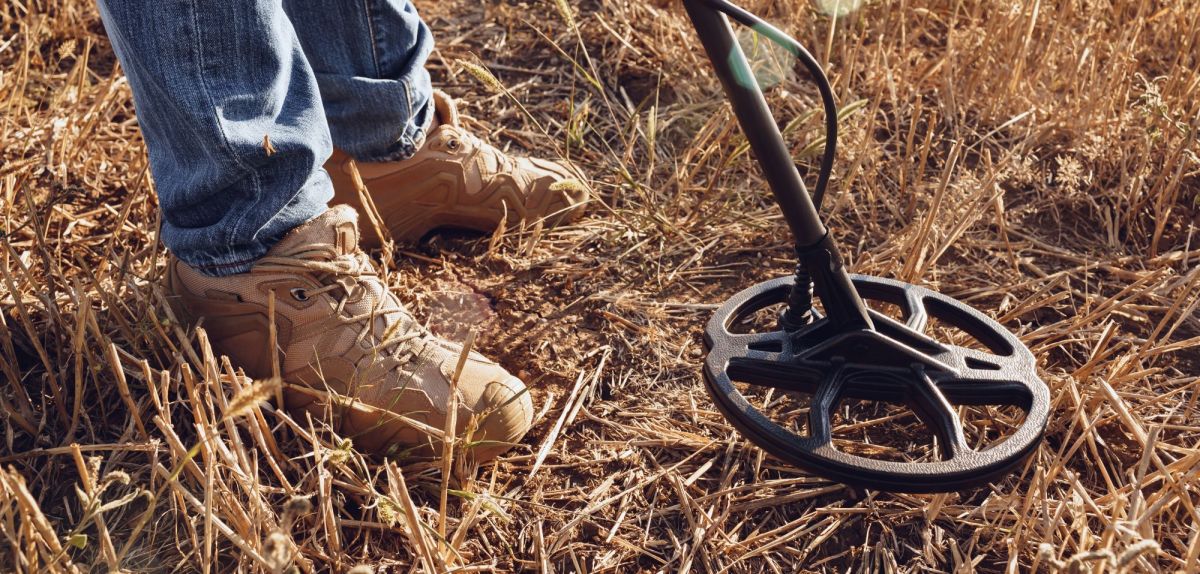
left=2, top=0, right=1199, bottom=571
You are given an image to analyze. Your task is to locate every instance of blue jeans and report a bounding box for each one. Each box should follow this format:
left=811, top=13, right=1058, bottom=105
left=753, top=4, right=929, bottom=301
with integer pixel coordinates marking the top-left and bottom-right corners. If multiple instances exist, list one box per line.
left=96, top=0, right=435, bottom=275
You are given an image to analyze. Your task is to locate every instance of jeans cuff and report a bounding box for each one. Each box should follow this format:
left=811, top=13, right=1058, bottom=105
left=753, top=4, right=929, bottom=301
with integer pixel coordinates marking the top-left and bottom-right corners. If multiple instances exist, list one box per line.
left=172, top=170, right=332, bottom=278
left=353, top=127, right=426, bottom=162
left=186, top=255, right=261, bottom=277
left=353, top=107, right=432, bottom=162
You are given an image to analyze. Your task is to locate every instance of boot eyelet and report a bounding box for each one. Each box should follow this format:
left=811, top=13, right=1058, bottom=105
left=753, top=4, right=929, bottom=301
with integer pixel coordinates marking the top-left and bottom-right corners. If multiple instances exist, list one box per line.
left=446, top=139, right=460, bottom=151
left=290, top=287, right=310, bottom=302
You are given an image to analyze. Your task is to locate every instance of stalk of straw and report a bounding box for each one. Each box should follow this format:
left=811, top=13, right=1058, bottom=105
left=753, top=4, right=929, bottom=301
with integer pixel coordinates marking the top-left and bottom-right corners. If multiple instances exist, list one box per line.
left=439, top=329, right=477, bottom=556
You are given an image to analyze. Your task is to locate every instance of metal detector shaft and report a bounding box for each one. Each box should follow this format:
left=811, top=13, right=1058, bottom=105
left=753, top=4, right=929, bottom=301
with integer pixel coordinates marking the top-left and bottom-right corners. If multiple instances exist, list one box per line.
left=688, top=0, right=1048, bottom=492
left=682, top=0, right=873, bottom=330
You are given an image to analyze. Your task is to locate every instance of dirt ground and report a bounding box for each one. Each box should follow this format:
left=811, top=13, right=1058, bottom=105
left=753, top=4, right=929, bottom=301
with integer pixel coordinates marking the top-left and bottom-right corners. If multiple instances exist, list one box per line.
left=1, top=0, right=1198, bottom=572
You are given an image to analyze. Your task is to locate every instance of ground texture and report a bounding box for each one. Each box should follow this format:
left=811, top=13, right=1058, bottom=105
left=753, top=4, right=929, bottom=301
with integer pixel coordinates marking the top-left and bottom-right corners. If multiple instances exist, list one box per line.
left=1, top=0, right=1198, bottom=572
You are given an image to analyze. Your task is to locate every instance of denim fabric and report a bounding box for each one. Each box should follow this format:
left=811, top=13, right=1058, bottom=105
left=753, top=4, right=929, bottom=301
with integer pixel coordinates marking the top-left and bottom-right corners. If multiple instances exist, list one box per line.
left=285, top=0, right=435, bottom=162
left=96, top=0, right=434, bottom=276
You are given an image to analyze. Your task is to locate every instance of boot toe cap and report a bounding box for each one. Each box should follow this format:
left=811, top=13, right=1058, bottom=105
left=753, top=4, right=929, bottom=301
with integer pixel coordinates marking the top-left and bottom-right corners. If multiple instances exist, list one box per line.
left=528, top=159, right=591, bottom=223
left=469, top=374, right=534, bottom=454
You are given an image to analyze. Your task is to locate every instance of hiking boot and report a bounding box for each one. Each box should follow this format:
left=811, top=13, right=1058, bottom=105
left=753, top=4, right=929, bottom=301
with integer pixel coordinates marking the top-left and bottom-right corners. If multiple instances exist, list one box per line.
left=325, top=90, right=591, bottom=247
left=165, top=206, right=534, bottom=460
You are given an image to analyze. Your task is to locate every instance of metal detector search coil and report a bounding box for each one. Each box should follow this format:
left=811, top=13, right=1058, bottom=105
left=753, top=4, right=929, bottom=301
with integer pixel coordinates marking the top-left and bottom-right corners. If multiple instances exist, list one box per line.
left=684, top=0, right=1050, bottom=493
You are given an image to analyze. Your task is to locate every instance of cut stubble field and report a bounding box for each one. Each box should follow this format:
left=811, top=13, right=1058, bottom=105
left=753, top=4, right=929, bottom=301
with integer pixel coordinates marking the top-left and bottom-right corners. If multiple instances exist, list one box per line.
left=1, top=0, right=1198, bottom=572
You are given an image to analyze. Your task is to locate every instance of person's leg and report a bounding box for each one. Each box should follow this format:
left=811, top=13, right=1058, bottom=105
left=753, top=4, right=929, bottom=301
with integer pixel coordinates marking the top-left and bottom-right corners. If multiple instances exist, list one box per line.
left=284, top=0, right=591, bottom=246
left=96, top=0, right=333, bottom=275
left=97, top=0, right=534, bottom=461
left=281, top=0, right=434, bottom=162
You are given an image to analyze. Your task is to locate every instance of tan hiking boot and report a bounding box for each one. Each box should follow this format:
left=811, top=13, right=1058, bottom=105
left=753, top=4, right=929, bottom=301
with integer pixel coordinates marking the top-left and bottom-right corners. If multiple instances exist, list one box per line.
left=326, top=90, right=591, bottom=247
left=165, top=206, right=534, bottom=460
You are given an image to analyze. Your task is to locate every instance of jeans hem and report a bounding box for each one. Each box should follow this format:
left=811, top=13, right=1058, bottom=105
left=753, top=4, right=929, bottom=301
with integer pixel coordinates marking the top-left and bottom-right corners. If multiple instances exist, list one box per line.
left=351, top=129, right=424, bottom=162
left=343, top=79, right=432, bottom=163
left=187, top=256, right=260, bottom=276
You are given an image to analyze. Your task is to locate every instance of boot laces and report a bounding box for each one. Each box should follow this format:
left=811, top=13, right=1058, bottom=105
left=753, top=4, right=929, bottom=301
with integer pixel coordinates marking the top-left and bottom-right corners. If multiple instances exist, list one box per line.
left=255, top=247, right=429, bottom=368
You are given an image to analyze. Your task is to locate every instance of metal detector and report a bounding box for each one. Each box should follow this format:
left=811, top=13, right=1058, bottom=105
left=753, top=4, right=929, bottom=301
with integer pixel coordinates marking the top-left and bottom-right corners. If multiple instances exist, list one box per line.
left=684, top=0, right=1050, bottom=492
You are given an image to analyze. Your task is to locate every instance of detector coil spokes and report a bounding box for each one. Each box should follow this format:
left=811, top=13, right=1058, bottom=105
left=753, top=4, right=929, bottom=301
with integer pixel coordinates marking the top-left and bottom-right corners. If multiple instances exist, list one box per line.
left=703, top=275, right=1049, bottom=492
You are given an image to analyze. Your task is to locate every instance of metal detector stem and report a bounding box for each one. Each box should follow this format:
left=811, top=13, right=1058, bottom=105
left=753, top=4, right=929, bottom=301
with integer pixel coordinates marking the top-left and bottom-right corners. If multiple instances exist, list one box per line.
left=681, top=0, right=873, bottom=331
left=686, top=0, right=1049, bottom=492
